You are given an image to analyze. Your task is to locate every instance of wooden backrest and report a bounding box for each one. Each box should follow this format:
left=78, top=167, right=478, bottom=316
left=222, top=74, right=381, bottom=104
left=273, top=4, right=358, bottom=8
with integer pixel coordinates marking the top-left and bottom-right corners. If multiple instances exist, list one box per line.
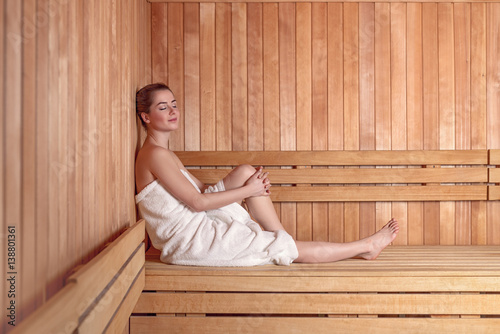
left=12, top=220, right=146, bottom=334
left=489, top=149, right=500, bottom=200
left=177, top=150, right=499, bottom=202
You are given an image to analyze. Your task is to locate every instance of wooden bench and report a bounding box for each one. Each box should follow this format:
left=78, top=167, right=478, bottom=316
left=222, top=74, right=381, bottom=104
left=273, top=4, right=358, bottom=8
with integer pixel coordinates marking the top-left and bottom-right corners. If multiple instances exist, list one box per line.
left=12, top=220, right=146, bottom=334
left=130, top=150, right=500, bottom=333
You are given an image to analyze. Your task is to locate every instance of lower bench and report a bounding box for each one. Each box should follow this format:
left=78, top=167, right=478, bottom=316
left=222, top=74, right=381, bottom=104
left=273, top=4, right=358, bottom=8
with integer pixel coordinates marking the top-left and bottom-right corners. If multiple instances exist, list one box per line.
left=12, top=220, right=146, bottom=334
left=131, top=245, right=500, bottom=333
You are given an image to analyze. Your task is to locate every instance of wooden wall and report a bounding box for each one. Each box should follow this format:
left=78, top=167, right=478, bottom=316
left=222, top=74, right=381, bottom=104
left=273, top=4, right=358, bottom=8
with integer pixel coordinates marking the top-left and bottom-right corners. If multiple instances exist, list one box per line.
left=150, top=1, right=500, bottom=246
left=1, top=0, right=151, bottom=331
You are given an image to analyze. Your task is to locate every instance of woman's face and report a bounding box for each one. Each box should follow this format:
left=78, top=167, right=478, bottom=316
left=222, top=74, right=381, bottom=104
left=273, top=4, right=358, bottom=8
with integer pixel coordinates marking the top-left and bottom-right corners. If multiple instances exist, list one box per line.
left=143, top=89, right=179, bottom=132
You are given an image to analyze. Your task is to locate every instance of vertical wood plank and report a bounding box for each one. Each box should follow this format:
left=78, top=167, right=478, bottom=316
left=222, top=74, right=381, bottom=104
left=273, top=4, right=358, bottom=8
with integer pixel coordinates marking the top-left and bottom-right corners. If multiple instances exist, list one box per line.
left=391, top=2, right=407, bottom=151
left=59, top=0, right=70, bottom=283
left=438, top=3, right=456, bottom=245
left=215, top=3, right=231, bottom=151
left=295, top=2, right=312, bottom=242
left=374, top=2, right=392, bottom=236
left=487, top=3, right=500, bottom=245
left=0, top=0, right=5, bottom=325
left=279, top=3, right=296, bottom=152
left=359, top=3, right=375, bottom=152
left=454, top=3, right=471, bottom=245
left=184, top=3, right=200, bottom=151
left=438, top=3, right=456, bottom=150
left=471, top=3, right=487, bottom=151
left=407, top=3, right=424, bottom=245
left=151, top=3, right=168, bottom=83
left=359, top=3, right=376, bottom=239
left=470, top=3, right=487, bottom=245
left=296, top=2, right=312, bottom=152
left=247, top=3, right=264, bottom=151
left=70, top=0, right=84, bottom=276
left=327, top=3, right=344, bottom=242
left=391, top=2, right=408, bottom=245
left=35, top=0, right=50, bottom=310
left=3, top=1, right=19, bottom=331
left=454, top=3, right=471, bottom=152
left=263, top=3, right=279, bottom=152
left=232, top=3, right=248, bottom=151
left=200, top=3, right=216, bottom=151
left=48, top=0, right=62, bottom=294
left=168, top=3, right=184, bottom=150
left=422, top=3, right=440, bottom=245
left=111, top=0, right=121, bottom=232
left=343, top=3, right=359, bottom=242
left=21, top=0, right=37, bottom=319
left=262, top=3, right=282, bottom=231
left=312, top=2, right=329, bottom=242
left=343, top=3, right=359, bottom=152
left=312, top=3, right=328, bottom=153
left=278, top=3, right=296, bottom=238
left=98, top=0, right=106, bottom=247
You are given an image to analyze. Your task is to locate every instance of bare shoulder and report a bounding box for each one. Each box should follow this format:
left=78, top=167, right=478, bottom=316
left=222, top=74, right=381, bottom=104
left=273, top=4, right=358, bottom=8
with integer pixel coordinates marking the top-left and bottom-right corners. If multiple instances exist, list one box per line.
left=135, top=144, right=178, bottom=192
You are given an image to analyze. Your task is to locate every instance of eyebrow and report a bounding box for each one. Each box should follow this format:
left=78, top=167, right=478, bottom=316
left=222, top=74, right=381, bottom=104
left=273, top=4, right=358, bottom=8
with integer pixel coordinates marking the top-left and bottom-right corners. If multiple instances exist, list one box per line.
left=155, top=100, right=176, bottom=107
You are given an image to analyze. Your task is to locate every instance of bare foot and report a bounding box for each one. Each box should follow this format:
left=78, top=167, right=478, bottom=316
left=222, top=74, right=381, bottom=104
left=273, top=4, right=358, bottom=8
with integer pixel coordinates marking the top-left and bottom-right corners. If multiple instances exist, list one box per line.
left=359, top=218, right=399, bottom=260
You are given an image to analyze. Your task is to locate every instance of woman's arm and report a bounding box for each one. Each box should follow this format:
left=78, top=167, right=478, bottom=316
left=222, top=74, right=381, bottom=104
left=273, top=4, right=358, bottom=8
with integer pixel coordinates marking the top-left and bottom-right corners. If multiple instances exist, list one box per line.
left=169, top=153, right=209, bottom=192
left=147, top=148, right=269, bottom=212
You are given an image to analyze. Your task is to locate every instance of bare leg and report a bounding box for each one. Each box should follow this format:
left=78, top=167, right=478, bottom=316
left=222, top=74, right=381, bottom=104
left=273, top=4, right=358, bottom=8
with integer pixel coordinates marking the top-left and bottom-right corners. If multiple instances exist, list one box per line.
left=223, top=165, right=399, bottom=263
left=223, top=164, right=285, bottom=232
left=294, top=219, right=399, bottom=263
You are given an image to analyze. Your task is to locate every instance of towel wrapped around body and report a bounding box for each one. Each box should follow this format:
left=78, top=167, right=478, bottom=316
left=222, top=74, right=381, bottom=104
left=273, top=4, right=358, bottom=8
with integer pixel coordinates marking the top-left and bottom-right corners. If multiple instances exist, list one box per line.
left=135, top=169, right=298, bottom=266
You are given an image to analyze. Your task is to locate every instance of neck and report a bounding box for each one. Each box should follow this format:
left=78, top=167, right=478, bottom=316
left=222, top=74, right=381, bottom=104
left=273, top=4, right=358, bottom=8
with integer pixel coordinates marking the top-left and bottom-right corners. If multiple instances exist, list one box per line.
left=145, top=130, right=170, bottom=149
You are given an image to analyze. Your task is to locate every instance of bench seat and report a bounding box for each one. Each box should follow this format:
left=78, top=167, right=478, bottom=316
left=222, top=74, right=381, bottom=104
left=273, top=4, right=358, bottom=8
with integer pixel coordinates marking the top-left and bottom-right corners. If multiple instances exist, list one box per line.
left=130, top=245, right=500, bottom=333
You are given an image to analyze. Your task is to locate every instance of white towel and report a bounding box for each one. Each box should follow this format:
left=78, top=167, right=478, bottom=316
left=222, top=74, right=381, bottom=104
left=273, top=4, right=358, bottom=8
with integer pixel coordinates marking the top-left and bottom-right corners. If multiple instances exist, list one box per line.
left=135, top=170, right=298, bottom=267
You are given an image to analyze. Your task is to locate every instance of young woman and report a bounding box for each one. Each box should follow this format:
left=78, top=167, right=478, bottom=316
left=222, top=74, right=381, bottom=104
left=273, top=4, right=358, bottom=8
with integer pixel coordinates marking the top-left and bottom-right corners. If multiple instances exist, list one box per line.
left=135, top=83, right=399, bottom=266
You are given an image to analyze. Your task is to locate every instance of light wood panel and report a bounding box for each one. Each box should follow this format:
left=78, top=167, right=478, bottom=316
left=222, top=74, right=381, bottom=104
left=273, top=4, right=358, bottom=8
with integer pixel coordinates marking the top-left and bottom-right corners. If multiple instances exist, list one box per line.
left=1, top=0, right=150, bottom=331
left=136, top=291, right=500, bottom=315
left=151, top=1, right=500, bottom=246
left=131, top=317, right=500, bottom=334
left=11, top=220, right=145, bottom=334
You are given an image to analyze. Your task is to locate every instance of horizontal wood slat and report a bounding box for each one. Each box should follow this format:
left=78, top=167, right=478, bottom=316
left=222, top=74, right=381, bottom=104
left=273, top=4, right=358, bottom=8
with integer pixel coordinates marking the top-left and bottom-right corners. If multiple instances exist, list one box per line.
left=489, top=186, right=500, bottom=200
left=8, top=282, right=80, bottom=334
left=189, top=167, right=489, bottom=184
left=144, top=274, right=500, bottom=292
left=67, top=220, right=146, bottom=296
left=270, top=185, right=487, bottom=202
left=179, top=150, right=494, bottom=201
left=176, top=150, right=489, bottom=166
left=130, top=317, right=500, bottom=334
left=134, top=292, right=500, bottom=315
left=79, top=245, right=145, bottom=334
left=104, top=270, right=145, bottom=334
left=144, top=246, right=500, bottom=278
left=489, top=168, right=500, bottom=182
left=489, top=149, right=500, bottom=164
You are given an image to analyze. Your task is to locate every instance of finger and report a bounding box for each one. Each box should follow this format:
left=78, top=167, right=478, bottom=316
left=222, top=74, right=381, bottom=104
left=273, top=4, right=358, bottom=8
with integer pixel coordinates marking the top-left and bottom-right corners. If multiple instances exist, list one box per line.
left=253, top=167, right=263, bottom=179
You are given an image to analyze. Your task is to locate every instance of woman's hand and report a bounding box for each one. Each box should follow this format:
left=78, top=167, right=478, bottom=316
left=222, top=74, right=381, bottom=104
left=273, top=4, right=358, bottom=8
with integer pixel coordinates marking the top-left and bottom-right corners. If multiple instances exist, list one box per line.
left=244, top=167, right=271, bottom=197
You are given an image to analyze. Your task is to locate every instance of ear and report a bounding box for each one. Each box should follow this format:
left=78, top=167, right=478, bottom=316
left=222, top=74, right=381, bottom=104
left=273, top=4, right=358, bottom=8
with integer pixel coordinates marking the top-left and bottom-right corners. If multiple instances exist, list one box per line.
left=141, top=112, right=150, bottom=124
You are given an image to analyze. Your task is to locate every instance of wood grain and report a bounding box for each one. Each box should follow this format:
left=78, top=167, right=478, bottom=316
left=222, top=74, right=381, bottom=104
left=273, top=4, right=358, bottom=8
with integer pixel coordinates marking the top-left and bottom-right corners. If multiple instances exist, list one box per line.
left=2, top=0, right=150, bottom=328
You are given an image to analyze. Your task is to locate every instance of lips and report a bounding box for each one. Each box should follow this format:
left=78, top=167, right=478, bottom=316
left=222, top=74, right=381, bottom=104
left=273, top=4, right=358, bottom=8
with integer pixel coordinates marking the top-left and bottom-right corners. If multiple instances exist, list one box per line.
left=169, top=118, right=177, bottom=122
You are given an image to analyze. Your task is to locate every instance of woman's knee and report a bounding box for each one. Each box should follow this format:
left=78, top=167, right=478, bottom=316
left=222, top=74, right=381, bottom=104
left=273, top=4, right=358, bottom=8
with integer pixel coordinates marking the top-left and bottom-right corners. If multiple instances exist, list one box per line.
left=223, top=164, right=256, bottom=190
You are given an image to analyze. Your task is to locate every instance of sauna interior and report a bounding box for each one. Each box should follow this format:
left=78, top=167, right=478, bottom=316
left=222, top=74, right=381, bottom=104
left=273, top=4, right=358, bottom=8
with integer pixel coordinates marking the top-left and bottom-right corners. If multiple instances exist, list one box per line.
left=1, top=0, right=500, bottom=332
